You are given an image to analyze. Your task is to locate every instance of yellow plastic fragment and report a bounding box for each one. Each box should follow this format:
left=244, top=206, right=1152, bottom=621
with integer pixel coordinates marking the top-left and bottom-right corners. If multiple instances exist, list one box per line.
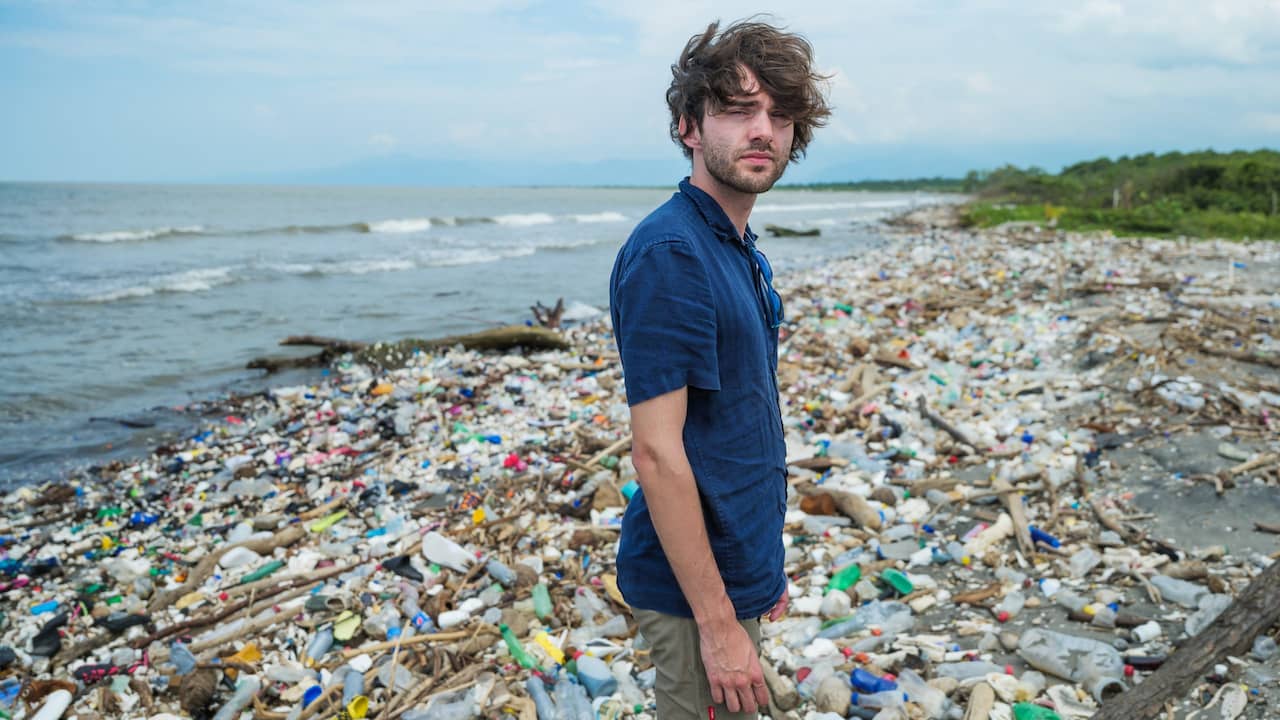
left=309, top=509, right=349, bottom=533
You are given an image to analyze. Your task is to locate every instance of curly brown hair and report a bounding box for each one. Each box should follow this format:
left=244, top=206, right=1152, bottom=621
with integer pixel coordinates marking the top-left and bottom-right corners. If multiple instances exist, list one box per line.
left=667, top=18, right=832, bottom=163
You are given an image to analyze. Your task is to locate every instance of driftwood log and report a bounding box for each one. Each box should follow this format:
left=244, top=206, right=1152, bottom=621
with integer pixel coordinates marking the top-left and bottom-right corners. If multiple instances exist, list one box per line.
left=530, top=298, right=565, bottom=328
left=248, top=325, right=570, bottom=372
left=764, top=223, right=820, bottom=237
left=1092, top=558, right=1280, bottom=720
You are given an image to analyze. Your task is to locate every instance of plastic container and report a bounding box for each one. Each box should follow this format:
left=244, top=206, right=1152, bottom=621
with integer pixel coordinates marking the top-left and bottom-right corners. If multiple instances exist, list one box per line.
left=170, top=640, right=197, bottom=675
left=532, top=583, right=553, bottom=620
left=526, top=676, right=559, bottom=720
left=574, top=652, right=618, bottom=699
left=211, top=676, right=261, bottom=720
left=219, top=546, right=262, bottom=569
left=422, top=532, right=474, bottom=572
left=305, top=627, right=334, bottom=667
left=342, top=666, right=364, bottom=706
left=896, top=667, right=946, bottom=718
left=1017, top=628, right=1126, bottom=702
left=1185, top=594, right=1232, bottom=637
left=486, top=558, right=516, bottom=587
left=500, top=624, right=544, bottom=671
left=30, top=689, right=73, bottom=720
left=553, top=676, right=594, bottom=720
left=1150, top=575, right=1208, bottom=608
left=828, top=563, right=862, bottom=592
left=850, top=668, right=897, bottom=694
left=1013, top=703, right=1063, bottom=720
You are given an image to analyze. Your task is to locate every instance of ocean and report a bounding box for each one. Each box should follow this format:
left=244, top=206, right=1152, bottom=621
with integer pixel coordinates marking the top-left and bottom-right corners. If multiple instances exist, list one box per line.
left=0, top=182, right=951, bottom=485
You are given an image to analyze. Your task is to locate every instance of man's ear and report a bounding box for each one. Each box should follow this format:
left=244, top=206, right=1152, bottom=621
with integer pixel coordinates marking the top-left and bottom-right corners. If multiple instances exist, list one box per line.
left=678, top=115, right=701, bottom=152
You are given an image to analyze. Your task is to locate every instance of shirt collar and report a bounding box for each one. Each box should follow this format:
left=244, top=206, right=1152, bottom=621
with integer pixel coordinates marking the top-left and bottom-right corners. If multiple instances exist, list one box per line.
left=678, top=177, right=757, bottom=247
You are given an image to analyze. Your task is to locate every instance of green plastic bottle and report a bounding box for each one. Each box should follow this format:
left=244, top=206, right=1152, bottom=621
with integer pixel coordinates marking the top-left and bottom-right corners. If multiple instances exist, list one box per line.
left=239, top=560, right=285, bottom=584
left=880, top=568, right=913, bottom=595
left=827, top=564, right=862, bottom=592
left=499, top=623, right=544, bottom=672
left=532, top=583, right=552, bottom=620
left=1012, top=703, right=1062, bottom=720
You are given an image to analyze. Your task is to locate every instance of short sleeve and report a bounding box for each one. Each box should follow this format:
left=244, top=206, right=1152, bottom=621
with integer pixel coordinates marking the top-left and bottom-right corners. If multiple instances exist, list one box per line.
left=612, top=240, right=720, bottom=405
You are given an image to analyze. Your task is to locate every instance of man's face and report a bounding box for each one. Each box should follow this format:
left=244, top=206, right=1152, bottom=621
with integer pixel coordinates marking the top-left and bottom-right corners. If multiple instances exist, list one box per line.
left=687, top=67, right=795, bottom=195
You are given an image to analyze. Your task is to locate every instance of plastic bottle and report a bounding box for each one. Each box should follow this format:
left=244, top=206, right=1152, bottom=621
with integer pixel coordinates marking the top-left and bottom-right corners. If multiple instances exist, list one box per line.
left=30, top=601, right=59, bottom=615
left=1185, top=594, right=1232, bottom=637
left=342, top=666, right=364, bottom=706
left=934, top=661, right=1005, bottom=680
left=170, top=640, right=198, bottom=676
left=828, top=563, right=862, bottom=592
left=573, top=652, right=618, bottom=699
left=850, top=668, right=897, bottom=694
left=532, top=583, right=553, bottom=620
left=487, top=558, right=516, bottom=587
left=816, top=600, right=912, bottom=640
left=30, top=689, right=73, bottom=720
left=1252, top=634, right=1279, bottom=661
left=526, top=676, right=560, bottom=720
left=610, top=660, right=646, bottom=708
left=1017, top=628, right=1125, bottom=703
left=421, top=532, right=474, bottom=572
left=553, top=676, right=594, bottom=720
left=895, top=667, right=947, bottom=718
left=850, top=689, right=906, bottom=710
left=796, top=662, right=836, bottom=700
left=219, top=546, right=262, bottom=569
left=1012, top=703, right=1063, bottom=720
left=211, top=676, right=261, bottom=720
left=305, top=627, right=334, bottom=667
left=1150, top=575, right=1208, bottom=609
left=500, top=624, right=544, bottom=671
left=995, top=591, right=1026, bottom=620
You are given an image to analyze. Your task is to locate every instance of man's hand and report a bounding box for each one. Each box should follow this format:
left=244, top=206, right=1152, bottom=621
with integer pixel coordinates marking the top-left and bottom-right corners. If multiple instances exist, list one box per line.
left=767, top=585, right=789, bottom=621
left=699, top=620, right=769, bottom=713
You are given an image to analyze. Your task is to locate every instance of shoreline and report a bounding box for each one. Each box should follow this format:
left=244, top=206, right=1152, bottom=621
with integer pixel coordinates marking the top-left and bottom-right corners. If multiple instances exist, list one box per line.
left=3, top=215, right=1278, bottom=718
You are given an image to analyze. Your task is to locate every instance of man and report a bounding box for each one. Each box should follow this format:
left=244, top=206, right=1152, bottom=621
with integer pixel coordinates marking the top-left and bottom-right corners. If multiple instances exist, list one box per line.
left=608, top=18, right=831, bottom=719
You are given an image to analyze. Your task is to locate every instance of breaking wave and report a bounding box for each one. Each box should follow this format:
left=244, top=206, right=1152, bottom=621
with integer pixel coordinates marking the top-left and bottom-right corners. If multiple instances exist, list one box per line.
left=61, top=225, right=206, bottom=243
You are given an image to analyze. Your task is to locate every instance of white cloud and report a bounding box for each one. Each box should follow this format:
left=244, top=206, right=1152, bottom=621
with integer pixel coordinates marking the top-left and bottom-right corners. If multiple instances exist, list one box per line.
left=368, top=132, right=397, bottom=152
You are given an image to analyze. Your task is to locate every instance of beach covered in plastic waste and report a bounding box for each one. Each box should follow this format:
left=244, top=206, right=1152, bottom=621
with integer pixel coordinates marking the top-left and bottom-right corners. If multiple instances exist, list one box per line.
left=2, top=211, right=1278, bottom=720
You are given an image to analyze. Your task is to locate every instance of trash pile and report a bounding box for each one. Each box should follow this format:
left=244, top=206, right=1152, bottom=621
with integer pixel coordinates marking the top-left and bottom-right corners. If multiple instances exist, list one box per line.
left=1, top=219, right=1278, bottom=720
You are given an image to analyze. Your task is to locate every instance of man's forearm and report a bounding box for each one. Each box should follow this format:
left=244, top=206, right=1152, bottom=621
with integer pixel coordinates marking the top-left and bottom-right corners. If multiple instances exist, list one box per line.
left=636, top=448, right=737, bottom=627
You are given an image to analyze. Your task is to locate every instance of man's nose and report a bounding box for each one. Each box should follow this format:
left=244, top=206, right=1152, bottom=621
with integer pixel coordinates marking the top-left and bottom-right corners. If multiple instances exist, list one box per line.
left=747, top=109, right=773, bottom=143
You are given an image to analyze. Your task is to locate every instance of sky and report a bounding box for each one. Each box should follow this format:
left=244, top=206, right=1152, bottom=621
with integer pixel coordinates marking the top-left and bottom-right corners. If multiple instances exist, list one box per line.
left=2, top=0, right=1278, bottom=185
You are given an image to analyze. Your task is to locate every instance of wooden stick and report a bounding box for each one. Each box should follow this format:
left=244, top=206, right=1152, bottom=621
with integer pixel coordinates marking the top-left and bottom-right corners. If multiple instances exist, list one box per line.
left=1224, top=452, right=1278, bottom=478
left=147, top=524, right=307, bottom=614
left=916, top=396, right=982, bottom=452
left=585, top=433, right=632, bottom=468
left=993, top=476, right=1034, bottom=557
left=341, top=626, right=500, bottom=658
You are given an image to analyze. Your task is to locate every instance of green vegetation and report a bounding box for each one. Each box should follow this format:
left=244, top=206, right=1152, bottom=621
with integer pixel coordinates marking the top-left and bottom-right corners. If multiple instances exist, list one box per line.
left=787, top=177, right=967, bottom=192
left=959, top=149, right=1280, bottom=240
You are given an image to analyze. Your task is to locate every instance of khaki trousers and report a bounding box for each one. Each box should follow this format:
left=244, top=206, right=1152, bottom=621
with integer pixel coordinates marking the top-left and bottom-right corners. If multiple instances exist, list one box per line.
left=634, top=609, right=763, bottom=720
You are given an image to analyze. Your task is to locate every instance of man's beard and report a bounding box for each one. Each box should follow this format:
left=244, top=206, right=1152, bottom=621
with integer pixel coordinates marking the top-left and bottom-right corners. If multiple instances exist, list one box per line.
left=703, top=140, right=789, bottom=194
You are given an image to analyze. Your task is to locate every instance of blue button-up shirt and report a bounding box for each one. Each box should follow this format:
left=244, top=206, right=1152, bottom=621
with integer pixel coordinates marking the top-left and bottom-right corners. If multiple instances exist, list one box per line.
left=608, top=178, right=787, bottom=619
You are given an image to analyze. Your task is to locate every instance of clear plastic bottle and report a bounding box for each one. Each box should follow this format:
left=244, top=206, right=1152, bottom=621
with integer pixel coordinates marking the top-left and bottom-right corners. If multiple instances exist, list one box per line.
left=995, top=590, right=1026, bottom=619
left=526, top=676, right=560, bottom=720
left=169, top=640, right=197, bottom=676
left=211, top=676, right=261, bottom=720
left=1017, top=628, right=1125, bottom=703
left=1185, top=594, right=1232, bottom=637
left=895, top=667, right=947, bottom=718
left=553, top=676, right=594, bottom=720
left=305, top=627, right=334, bottom=667
left=1150, top=575, right=1208, bottom=608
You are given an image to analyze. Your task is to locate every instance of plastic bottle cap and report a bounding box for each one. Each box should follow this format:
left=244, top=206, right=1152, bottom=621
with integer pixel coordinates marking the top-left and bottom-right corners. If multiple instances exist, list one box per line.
left=997, top=611, right=1011, bottom=623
